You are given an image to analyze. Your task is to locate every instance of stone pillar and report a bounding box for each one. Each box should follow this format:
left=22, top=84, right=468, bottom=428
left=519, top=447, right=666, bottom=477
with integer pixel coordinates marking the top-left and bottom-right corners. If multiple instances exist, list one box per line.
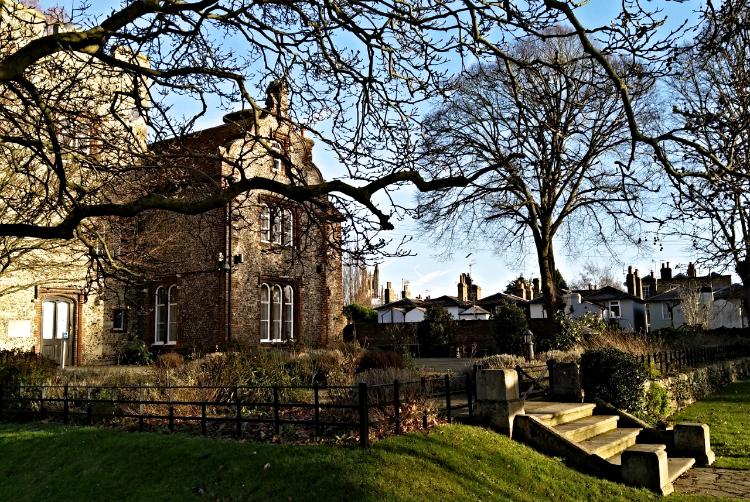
left=621, top=444, right=673, bottom=495
left=549, top=361, right=584, bottom=402
left=674, top=423, right=715, bottom=466
left=474, top=369, right=525, bottom=437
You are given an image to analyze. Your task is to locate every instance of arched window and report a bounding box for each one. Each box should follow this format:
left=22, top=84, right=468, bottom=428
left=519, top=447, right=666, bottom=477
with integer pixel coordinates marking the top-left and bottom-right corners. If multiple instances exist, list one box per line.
left=272, top=285, right=282, bottom=341
left=155, top=285, right=178, bottom=344
left=261, top=204, right=271, bottom=242
left=260, top=284, right=270, bottom=341
left=167, top=285, right=178, bottom=344
left=283, top=209, right=293, bottom=246
left=261, top=283, right=295, bottom=342
left=283, top=285, right=294, bottom=340
left=155, top=286, right=167, bottom=344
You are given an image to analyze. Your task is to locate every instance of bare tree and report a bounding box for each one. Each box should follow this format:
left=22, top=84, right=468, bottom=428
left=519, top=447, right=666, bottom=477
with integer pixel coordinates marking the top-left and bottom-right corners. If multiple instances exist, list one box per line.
left=415, top=32, right=651, bottom=317
left=568, top=261, right=622, bottom=290
left=342, top=259, right=373, bottom=306
left=664, top=1, right=750, bottom=314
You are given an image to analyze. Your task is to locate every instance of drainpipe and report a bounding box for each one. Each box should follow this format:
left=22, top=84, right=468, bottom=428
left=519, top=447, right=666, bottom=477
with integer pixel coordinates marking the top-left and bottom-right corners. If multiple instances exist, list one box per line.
left=226, top=200, right=232, bottom=341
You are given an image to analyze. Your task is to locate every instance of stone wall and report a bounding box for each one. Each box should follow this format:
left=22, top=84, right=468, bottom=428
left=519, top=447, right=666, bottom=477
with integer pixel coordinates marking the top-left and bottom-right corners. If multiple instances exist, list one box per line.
left=651, top=357, right=750, bottom=414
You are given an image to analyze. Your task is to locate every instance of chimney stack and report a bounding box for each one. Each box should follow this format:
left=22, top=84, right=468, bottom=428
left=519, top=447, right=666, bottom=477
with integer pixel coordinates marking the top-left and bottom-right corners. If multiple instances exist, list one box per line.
left=515, top=280, right=526, bottom=300
left=635, top=269, right=643, bottom=299
left=402, top=283, right=410, bottom=299
left=688, top=262, right=696, bottom=278
left=384, top=282, right=396, bottom=304
left=626, top=266, right=635, bottom=296
left=661, top=262, right=673, bottom=281
left=457, top=274, right=468, bottom=302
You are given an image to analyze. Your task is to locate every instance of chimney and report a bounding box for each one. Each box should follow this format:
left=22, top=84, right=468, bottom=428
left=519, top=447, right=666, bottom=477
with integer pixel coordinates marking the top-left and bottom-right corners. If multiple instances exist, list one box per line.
left=532, top=278, right=541, bottom=297
left=402, top=283, right=410, bottom=299
left=265, top=79, right=289, bottom=116
left=635, top=269, right=643, bottom=299
left=687, top=262, right=696, bottom=278
left=515, top=280, right=526, bottom=300
left=526, top=283, right=533, bottom=299
left=661, top=262, right=673, bottom=280
left=626, top=266, right=635, bottom=296
left=384, top=282, right=396, bottom=304
left=650, top=270, right=658, bottom=295
left=472, top=284, right=481, bottom=301
left=457, top=274, right=468, bottom=302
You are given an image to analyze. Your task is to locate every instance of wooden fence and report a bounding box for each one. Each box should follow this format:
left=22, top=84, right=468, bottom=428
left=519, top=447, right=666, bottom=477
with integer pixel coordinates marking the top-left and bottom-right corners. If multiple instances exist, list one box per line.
left=0, top=374, right=473, bottom=448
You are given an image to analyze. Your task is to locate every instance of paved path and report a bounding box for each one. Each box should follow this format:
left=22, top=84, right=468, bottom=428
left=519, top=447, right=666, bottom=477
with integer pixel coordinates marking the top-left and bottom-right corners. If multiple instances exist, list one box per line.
left=674, top=467, right=750, bottom=499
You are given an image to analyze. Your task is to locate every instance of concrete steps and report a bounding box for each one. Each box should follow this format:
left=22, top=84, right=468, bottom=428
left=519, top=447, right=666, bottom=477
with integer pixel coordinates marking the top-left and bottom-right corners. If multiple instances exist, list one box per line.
left=522, top=401, right=697, bottom=494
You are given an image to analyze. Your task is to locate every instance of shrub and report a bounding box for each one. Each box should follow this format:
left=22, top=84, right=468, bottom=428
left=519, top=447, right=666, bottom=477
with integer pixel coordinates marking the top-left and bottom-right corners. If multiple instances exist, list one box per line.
left=472, top=353, right=527, bottom=371
left=158, top=352, right=184, bottom=369
left=417, top=305, right=457, bottom=357
left=123, top=339, right=152, bottom=365
left=491, top=299, right=528, bottom=355
left=642, top=381, right=671, bottom=421
left=0, top=349, right=57, bottom=387
left=581, top=348, right=647, bottom=411
left=356, top=349, right=406, bottom=373
left=554, top=311, right=606, bottom=351
left=343, top=303, right=378, bottom=324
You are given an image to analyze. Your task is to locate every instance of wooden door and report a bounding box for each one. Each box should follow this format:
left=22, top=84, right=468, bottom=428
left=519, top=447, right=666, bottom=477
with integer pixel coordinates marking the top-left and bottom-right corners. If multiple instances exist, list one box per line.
left=40, top=299, right=74, bottom=366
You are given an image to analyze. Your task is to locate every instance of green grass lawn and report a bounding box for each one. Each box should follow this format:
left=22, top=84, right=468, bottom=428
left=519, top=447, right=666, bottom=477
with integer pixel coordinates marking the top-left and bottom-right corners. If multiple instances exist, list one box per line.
left=670, top=379, right=750, bottom=470
left=0, top=422, right=734, bottom=502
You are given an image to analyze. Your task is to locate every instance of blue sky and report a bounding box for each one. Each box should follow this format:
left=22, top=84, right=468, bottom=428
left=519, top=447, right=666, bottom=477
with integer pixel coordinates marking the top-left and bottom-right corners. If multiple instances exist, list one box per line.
left=38, top=0, right=721, bottom=298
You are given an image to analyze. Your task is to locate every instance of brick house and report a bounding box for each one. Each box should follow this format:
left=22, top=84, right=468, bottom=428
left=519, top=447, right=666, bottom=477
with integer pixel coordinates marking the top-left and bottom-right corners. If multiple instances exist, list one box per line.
left=0, top=1, right=343, bottom=363
left=137, top=81, right=344, bottom=355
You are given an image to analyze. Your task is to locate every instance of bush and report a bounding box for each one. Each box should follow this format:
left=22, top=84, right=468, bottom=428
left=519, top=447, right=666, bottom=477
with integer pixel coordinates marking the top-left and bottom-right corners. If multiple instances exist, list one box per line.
left=157, top=352, right=184, bottom=369
left=491, top=300, right=528, bottom=355
left=417, top=305, right=457, bottom=357
left=343, top=303, right=378, bottom=324
left=642, top=381, right=671, bottom=421
left=356, top=349, right=406, bottom=373
left=553, top=311, right=606, bottom=351
left=123, top=339, right=152, bottom=365
left=0, top=349, right=57, bottom=386
left=580, top=348, right=647, bottom=411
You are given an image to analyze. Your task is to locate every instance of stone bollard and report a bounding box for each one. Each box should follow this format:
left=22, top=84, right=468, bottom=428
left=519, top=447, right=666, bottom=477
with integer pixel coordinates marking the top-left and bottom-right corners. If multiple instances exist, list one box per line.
left=549, top=361, right=584, bottom=402
left=474, top=369, right=524, bottom=437
left=621, top=444, right=673, bottom=495
left=674, top=423, right=715, bottom=466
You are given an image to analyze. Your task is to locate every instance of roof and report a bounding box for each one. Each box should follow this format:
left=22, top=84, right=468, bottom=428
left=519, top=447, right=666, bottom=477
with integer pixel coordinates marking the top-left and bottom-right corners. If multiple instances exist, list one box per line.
left=426, top=295, right=467, bottom=307
left=374, top=297, right=427, bottom=311
left=647, top=288, right=681, bottom=302
left=581, top=286, right=646, bottom=304
left=459, top=305, right=490, bottom=315
left=477, top=292, right=527, bottom=305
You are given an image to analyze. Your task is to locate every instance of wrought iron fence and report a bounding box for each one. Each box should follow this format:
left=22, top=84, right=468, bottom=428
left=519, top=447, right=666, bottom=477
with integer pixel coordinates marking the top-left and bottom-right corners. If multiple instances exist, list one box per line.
left=0, top=374, right=472, bottom=448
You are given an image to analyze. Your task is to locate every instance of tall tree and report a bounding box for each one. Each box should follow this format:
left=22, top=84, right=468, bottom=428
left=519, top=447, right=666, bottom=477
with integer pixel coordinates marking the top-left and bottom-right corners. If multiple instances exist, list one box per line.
left=666, top=0, right=750, bottom=314
left=416, top=32, right=650, bottom=318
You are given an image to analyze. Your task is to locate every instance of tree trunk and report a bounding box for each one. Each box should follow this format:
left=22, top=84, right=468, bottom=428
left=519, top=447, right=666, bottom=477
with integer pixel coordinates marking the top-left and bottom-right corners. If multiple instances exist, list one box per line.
left=736, top=260, right=750, bottom=328
left=536, top=237, right=561, bottom=321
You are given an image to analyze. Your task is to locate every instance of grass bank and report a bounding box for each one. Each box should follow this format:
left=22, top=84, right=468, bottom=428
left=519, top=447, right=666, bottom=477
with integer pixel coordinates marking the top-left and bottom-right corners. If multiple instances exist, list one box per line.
left=670, top=379, right=750, bottom=470
left=0, top=422, right=732, bottom=502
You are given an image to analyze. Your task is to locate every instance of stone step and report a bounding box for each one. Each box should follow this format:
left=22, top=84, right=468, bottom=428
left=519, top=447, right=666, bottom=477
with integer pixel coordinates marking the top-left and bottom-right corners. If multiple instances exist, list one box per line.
left=578, top=427, right=642, bottom=459
left=554, top=415, right=620, bottom=443
left=523, top=402, right=596, bottom=427
left=668, top=457, right=696, bottom=484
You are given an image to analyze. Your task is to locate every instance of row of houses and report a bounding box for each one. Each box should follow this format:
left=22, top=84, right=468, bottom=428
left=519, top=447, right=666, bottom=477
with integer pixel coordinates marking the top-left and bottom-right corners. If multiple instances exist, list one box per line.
left=375, top=263, right=747, bottom=332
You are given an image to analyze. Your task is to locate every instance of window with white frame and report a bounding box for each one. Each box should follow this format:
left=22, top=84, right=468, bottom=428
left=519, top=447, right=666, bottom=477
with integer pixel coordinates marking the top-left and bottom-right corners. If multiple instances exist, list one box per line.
left=608, top=300, right=621, bottom=318
left=643, top=285, right=650, bottom=298
left=260, top=203, right=294, bottom=246
left=270, top=140, right=282, bottom=172
left=260, top=283, right=295, bottom=342
left=154, top=285, right=178, bottom=344
left=662, top=302, right=672, bottom=320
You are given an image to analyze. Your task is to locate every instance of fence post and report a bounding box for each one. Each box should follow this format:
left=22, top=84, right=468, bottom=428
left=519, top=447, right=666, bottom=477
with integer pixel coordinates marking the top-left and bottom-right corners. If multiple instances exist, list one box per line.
left=168, top=387, right=174, bottom=432
left=313, top=383, right=320, bottom=436
left=40, top=385, right=46, bottom=421
left=86, top=387, right=92, bottom=425
left=139, top=387, right=144, bottom=432
left=445, top=374, right=452, bottom=424
left=394, top=379, right=401, bottom=435
left=421, top=377, right=427, bottom=429
left=273, top=386, right=280, bottom=435
left=235, top=386, right=242, bottom=438
left=358, top=382, right=369, bottom=448
left=63, top=384, right=69, bottom=425
left=0, top=383, right=3, bottom=421
left=201, top=387, right=207, bottom=436
left=467, top=373, right=473, bottom=422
